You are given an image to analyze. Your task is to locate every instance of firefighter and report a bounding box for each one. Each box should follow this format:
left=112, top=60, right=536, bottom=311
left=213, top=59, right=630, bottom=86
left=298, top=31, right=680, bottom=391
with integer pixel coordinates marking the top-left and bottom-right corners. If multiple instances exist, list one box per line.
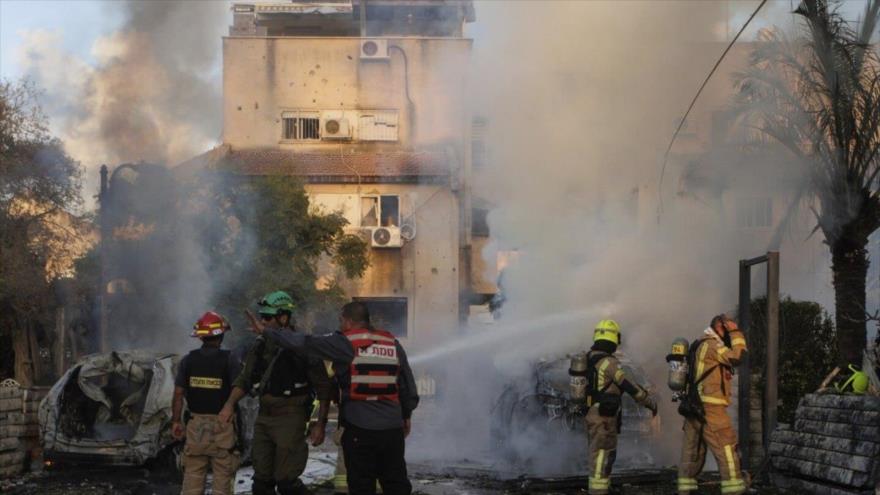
left=677, top=315, right=748, bottom=495
left=582, top=319, right=658, bottom=495
left=252, top=301, right=419, bottom=495
left=218, top=291, right=333, bottom=495
left=171, top=311, right=242, bottom=495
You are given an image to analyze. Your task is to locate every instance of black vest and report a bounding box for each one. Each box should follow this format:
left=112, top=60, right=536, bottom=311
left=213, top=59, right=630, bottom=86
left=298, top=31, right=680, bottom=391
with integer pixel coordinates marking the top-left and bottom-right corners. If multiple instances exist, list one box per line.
left=266, top=349, right=311, bottom=397
left=184, top=347, right=231, bottom=414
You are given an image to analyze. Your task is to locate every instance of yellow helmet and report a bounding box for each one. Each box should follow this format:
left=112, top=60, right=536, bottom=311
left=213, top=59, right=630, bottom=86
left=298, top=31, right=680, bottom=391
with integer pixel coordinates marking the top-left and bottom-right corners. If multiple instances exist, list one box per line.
left=594, top=319, right=621, bottom=345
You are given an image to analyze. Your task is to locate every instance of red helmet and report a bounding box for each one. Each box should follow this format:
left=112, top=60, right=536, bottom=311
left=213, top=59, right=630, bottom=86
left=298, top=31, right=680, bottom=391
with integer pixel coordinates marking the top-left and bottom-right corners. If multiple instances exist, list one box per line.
left=192, top=311, right=230, bottom=338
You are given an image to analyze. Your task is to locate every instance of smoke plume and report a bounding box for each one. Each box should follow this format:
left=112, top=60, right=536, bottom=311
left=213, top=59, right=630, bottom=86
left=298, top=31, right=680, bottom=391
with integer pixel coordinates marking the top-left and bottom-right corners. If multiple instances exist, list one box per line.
left=16, top=1, right=228, bottom=197
left=408, top=0, right=833, bottom=475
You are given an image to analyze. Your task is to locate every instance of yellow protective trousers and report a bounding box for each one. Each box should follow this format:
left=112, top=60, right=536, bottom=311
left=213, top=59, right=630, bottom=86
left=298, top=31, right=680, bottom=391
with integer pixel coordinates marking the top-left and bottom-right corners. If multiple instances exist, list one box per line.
left=181, top=414, right=240, bottom=495
left=677, top=405, right=746, bottom=495
left=586, top=405, right=618, bottom=495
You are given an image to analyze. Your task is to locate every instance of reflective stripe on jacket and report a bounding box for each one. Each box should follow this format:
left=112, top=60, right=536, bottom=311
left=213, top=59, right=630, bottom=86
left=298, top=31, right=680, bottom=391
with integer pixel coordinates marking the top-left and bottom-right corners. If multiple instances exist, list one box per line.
left=696, top=330, right=747, bottom=406
left=344, top=328, right=401, bottom=402
left=587, top=352, right=647, bottom=406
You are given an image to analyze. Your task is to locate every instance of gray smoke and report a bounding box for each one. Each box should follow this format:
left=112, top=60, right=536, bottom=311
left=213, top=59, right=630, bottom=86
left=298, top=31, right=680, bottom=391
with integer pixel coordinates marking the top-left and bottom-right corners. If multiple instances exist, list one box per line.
left=16, top=0, right=228, bottom=199
left=408, top=0, right=834, bottom=475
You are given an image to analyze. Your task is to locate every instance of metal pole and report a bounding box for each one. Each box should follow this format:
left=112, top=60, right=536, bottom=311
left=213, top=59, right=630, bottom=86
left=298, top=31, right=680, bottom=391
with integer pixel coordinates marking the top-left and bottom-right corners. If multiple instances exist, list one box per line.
left=764, top=251, right=780, bottom=450
left=360, top=0, right=367, bottom=37
left=99, top=165, right=109, bottom=353
left=738, top=260, right=752, bottom=469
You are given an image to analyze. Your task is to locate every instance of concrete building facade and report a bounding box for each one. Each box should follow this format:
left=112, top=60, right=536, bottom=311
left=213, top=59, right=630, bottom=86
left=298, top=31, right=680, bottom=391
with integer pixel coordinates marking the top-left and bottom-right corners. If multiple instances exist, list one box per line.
left=205, top=1, right=476, bottom=348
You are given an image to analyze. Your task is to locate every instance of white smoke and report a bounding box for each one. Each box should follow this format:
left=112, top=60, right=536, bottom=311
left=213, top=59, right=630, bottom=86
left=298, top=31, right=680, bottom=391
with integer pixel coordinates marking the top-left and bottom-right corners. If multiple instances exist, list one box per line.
left=408, top=0, right=833, bottom=475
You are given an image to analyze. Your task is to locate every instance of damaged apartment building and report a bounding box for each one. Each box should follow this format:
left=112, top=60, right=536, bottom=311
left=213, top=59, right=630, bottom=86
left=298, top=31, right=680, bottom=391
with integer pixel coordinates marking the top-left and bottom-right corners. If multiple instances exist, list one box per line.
left=188, top=0, right=488, bottom=348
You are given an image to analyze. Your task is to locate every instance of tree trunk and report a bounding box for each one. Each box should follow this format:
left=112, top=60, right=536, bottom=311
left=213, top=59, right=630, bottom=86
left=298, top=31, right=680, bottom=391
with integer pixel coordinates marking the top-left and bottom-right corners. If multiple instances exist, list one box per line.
left=12, top=325, right=33, bottom=387
left=831, top=235, right=869, bottom=365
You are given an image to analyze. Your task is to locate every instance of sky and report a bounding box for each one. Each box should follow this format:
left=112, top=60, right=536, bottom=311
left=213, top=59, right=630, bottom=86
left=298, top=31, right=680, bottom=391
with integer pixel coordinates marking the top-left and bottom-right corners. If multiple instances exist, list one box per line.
left=0, top=0, right=125, bottom=80
left=2, top=0, right=872, bottom=78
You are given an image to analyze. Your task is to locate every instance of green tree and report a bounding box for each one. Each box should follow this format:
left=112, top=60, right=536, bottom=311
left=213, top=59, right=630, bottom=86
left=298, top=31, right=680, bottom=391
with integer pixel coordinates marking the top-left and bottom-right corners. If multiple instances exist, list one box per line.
left=0, top=79, right=84, bottom=382
left=95, top=164, right=368, bottom=350
left=748, top=296, right=837, bottom=423
left=184, top=173, right=369, bottom=344
left=736, top=0, right=880, bottom=364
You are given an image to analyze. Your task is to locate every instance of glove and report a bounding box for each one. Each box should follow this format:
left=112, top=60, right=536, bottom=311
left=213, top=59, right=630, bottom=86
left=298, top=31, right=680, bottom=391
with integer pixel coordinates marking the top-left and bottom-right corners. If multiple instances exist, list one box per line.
left=642, top=394, right=658, bottom=417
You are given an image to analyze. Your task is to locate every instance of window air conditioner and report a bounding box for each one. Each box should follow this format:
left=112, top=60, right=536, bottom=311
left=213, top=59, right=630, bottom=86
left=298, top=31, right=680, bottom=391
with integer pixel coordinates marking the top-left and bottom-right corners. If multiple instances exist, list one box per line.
left=322, top=117, right=351, bottom=140
left=400, top=219, right=416, bottom=242
left=371, top=227, right=403, bottom=248
left=360, top=39, right=389, bottom=60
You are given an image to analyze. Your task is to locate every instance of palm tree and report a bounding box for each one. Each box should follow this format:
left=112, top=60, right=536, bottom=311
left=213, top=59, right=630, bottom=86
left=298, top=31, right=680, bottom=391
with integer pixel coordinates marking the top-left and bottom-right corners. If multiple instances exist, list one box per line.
left=736, top=0, right=880, bottom=364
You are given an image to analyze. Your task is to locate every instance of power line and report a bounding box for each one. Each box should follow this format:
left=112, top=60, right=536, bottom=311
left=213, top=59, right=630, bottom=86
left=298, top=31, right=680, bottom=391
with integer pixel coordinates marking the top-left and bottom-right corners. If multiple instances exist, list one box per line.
left=656, top=0, right=768, bottom=222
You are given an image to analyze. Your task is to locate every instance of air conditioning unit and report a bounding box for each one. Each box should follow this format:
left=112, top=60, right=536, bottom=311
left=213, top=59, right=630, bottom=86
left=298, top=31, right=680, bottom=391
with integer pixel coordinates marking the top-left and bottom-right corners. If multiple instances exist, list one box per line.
left=322, top=117, right=351, bottom=140
left=400, top=219, right=416, bottom=242
left=360, top=39, right=389, bottom=60
left=371, top=226, right=402, bottom=248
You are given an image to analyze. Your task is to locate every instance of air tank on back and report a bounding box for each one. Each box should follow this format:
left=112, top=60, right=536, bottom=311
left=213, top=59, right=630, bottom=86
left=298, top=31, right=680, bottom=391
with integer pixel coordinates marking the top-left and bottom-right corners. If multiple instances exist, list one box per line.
left=666, top=337, right=689, bottom=393
left=568, top=352, right=588, bottom=400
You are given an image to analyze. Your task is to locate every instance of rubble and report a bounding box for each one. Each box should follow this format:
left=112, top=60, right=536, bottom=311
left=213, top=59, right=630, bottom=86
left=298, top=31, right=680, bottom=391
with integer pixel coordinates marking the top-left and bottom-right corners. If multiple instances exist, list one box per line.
left=769, top=393, right=880, bottom=495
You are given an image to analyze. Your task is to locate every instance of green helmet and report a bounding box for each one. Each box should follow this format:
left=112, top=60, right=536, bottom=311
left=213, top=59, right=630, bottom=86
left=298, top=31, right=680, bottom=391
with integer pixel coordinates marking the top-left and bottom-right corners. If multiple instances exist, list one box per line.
left=257, top=290, right=296, bottom=316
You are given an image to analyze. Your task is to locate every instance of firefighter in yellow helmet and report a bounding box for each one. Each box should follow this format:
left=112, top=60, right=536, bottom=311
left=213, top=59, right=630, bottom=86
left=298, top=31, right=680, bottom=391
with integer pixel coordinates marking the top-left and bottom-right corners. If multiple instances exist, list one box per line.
left=677, top=315, right=749, bottom=495
left=581, top=319, right=657, bottom=494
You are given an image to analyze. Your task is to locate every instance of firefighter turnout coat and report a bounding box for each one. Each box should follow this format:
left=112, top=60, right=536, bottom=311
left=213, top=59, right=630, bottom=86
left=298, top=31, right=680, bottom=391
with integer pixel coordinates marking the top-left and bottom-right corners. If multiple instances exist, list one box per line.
left=586, top=350, right=651, bottom=495
left=678, top=329, right=748, bottom=495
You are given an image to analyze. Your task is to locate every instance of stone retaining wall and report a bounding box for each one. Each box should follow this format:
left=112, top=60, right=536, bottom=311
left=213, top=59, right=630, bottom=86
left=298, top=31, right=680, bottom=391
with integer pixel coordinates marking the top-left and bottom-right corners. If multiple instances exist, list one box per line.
left=0, top=383, right=48, bottom=479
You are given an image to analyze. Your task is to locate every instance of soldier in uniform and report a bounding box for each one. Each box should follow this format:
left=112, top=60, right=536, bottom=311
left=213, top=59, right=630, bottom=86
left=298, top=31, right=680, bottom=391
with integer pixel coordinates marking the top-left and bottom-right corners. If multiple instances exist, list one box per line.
left=172, top=311, right=242, bottom=495
left=253, top=301, right=419, bottom=495
left=219, top=291, right=333, bottom=495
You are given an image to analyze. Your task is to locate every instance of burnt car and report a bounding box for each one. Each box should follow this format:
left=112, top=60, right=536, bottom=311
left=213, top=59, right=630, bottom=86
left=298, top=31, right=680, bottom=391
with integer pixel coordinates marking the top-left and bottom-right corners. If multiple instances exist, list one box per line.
left=490, top=353, right=660, bottom=474
left=39, top=350, right=257, bottom=470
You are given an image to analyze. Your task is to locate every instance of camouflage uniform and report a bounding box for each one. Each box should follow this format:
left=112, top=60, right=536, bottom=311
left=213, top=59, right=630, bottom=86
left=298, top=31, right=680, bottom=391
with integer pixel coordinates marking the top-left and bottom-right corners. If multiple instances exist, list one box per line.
left=235, top=334, right=332, bottom=495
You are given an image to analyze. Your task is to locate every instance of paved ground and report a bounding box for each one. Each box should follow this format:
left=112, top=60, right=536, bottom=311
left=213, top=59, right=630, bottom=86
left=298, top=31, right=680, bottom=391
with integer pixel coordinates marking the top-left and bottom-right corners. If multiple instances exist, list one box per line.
left=0, top=448, right=785, bottom=495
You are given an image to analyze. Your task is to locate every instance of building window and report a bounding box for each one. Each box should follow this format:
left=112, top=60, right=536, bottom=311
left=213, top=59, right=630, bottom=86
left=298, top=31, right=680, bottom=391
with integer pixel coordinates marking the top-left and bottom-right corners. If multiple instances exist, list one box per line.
left=380, top=196, right=399, bottom=227
left=282, top=112, right=320, bottom=140
left=737, top=197, right=773, bottom=228
left=359, top=195, right=400, bottom=227
left=472, top=208, right=489, bottom=236
left=361, top=197, right=379, bottom=227
left=354, top=297, right=408, bottom=338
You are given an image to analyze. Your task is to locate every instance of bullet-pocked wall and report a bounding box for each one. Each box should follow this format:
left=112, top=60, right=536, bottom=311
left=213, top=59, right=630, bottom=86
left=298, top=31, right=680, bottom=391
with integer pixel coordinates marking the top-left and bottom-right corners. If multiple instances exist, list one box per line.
left=222, top=36, right=472, bottom=149
left=222, top=35, right=473, bottom=349
left=307, top=183, right=460, bottom=348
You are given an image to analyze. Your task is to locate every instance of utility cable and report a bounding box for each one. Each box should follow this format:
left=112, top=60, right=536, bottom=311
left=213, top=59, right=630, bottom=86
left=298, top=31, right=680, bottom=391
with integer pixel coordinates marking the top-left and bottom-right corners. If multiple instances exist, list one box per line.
left=656, top=0, right=768, bottom=222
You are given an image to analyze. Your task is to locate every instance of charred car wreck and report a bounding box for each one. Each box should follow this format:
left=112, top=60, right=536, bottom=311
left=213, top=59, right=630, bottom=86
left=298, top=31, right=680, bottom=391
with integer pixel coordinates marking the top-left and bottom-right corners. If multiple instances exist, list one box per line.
left=39, top=351, right=180, bottom=466
left=491, top=353, right=659, bottom=473
left=39, top=351, right=256, bottom=469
